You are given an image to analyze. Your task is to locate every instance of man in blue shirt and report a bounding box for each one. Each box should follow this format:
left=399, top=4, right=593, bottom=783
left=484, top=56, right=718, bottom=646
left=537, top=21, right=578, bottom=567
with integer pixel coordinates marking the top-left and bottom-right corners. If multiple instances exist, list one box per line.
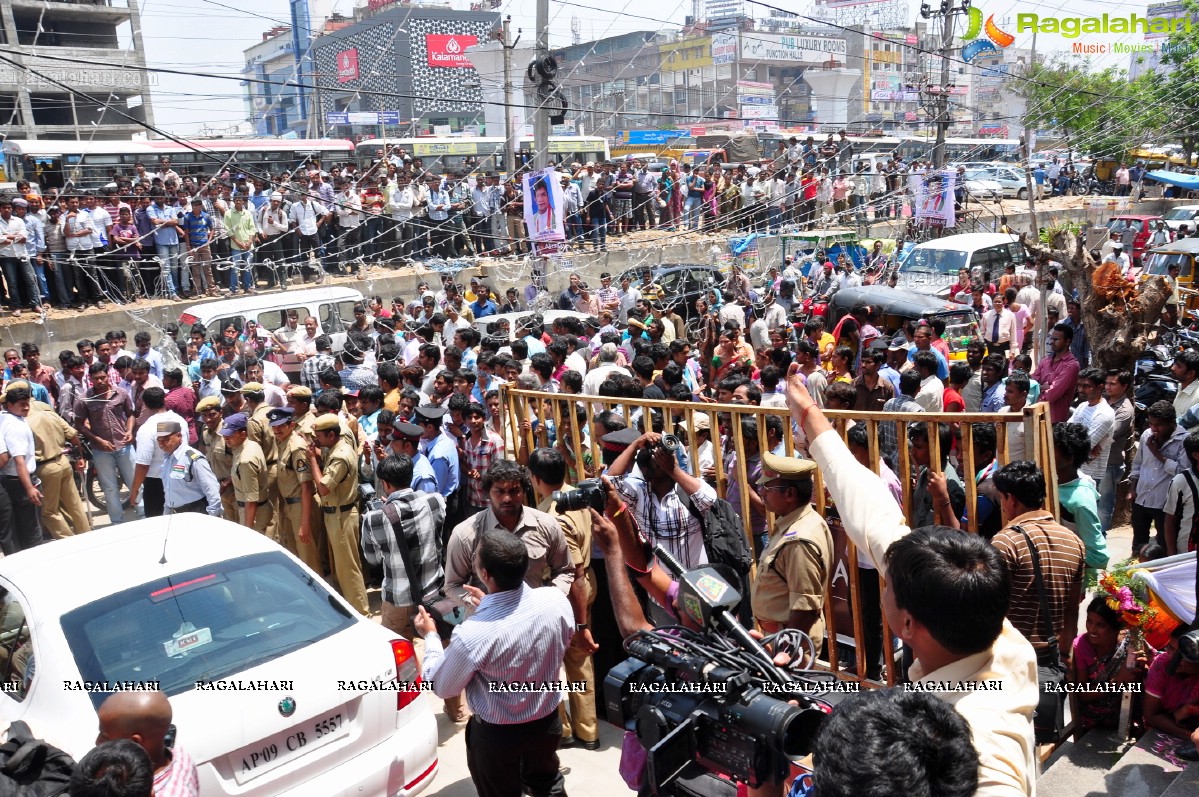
left=424, top=174, right=452, bottom=260
left=147, top=190, right=183, bottom=298
left=1032, top=163, right=1047, bottom=200
left=414, top=405, right=459, bottom=521
left=392, top=422, right=438, bottom=494
left=180, top=198, right=215, bottom=297
left=470, top=286, right=498, bottom=318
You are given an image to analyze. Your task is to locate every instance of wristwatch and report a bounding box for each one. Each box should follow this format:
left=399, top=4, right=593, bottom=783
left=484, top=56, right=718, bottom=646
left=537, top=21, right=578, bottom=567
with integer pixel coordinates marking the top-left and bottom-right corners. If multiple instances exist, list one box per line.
left=575, top=623, right=589, bottom=631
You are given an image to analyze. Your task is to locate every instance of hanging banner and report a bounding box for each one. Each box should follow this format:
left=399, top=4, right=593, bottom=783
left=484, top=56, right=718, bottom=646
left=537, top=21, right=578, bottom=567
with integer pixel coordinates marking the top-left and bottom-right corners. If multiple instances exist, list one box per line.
left=524, top=167, right=566, bottom=247
left=910, top=169, right=957, bottom=227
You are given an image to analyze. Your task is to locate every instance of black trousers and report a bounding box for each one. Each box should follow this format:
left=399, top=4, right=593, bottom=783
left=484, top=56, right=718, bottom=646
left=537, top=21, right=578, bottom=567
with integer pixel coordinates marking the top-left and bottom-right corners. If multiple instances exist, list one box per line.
left=0, top=476, right=40, bottom=555
left=858, top=565, right=884, bottom=681
left=143, top=477, right=165, bottom=518
left=590, top=557, right=624, bottom=687
left=466, top=711, right=565, bottom=797
left=1131, top=502, right=1166, bottom=552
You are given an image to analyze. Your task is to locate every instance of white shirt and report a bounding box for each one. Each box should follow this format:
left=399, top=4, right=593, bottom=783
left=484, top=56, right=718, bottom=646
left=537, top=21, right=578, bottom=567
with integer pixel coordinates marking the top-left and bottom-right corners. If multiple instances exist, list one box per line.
left=1174, top=378, right=1199, bottom=419
left=288, top=200, right=328, bottom=236
left=133, top=410, right=187, bottom=476
left=981, top=307, right=1015, bottom=345
left=335, top=190, right=362, bottom=228
left=1069, top=399, right=1116, bottom=483
left=563, top=351, right=589, bottom=377
left=915, top=375, right=944, bottom=411
left=999, top=406, right=1027, bottom=462
left=89, top=205, right=112, bottom=249
left=0, top=216, right=28, bottom=259
left=0, top=413, right=33, bottom=478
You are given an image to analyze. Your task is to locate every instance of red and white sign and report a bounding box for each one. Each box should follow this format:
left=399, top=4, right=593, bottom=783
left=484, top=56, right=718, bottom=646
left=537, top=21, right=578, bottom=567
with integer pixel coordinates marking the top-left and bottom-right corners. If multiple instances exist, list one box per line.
left=425, top=34, right=479, bottom=68
left=337, top=49, right=359, bottom=83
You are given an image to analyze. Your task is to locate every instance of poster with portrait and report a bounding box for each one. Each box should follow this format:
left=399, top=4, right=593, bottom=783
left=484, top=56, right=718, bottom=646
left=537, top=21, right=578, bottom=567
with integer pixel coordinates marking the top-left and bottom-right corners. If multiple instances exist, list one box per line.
left=523, top=167, right=566, bottom=250
left=909, top=169, right=956, bottom=228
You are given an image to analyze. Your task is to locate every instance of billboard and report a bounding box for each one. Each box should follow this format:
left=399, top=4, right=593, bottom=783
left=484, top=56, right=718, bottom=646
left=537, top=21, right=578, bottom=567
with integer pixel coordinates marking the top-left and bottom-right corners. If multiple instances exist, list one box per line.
left=741, top=33, right=847, bottom=62
left=524, top=167, right=566, bottom=247
left=425, top=34, right=480, bottom=68
left=336, top=48, right=359, bottom=83
left=712, top=33, right=737, bottom=65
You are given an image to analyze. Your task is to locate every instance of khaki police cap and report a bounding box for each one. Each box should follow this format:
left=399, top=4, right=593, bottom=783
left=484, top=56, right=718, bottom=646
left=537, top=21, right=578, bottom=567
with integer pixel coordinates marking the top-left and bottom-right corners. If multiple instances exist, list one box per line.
left=241, top=382, right=265, bottom=394
left=757, top=450, right=817, bottom=484
left=288, top=385, right=313, bottom=399
left=312, top=414, right=341, bottom=432
left=196, top=396, right=221, bottom=412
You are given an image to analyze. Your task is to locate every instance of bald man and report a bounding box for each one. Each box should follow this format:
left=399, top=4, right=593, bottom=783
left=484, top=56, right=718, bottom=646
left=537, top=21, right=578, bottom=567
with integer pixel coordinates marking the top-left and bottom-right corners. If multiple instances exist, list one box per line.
left=96, top=691, right=199, bottom=797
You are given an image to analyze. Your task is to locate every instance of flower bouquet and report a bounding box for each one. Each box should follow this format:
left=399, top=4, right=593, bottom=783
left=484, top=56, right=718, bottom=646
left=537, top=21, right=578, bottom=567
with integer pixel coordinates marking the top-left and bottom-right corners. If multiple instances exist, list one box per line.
left=1098, top=559, right=1182, bottom=650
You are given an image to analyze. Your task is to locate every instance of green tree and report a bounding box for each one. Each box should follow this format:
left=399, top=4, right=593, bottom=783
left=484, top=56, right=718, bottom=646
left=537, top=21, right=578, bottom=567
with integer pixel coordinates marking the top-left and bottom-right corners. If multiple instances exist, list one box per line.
left=1017, top=56, right=1163, bottom=160
left=1156, top=0, right=1199, bottom=165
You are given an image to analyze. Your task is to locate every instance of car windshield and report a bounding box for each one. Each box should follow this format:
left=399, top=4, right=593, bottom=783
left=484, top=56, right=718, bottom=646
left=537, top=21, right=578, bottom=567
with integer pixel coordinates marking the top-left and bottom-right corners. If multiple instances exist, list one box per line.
left=900, top=247, right=969, bottom=274
left=1164, top=208, right=1198, bottom=221
left=61, top=552, right=354, bottom=708
left=942, top=313, right=982, bottom=353
left=1145, top=251, right=1194, bottom=277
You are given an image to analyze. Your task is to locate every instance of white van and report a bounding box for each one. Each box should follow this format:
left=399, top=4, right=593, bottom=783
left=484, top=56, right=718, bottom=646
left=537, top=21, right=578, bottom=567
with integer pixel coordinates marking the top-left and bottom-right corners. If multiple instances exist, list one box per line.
left=177, top=286, right=364, bottom=379
left=896, top=232, right=1025, bottom=298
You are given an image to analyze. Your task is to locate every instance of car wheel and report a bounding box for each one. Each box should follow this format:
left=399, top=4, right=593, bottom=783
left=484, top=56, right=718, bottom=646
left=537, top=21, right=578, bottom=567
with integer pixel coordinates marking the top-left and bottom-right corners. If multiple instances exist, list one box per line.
left=1017, top=188, right=1028, bottom=200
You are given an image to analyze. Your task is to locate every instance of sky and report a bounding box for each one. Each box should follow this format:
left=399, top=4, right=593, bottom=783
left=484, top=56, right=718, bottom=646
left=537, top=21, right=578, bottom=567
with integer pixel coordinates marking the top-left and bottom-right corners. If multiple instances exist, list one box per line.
left=136, top=0, right=1163, bottom=135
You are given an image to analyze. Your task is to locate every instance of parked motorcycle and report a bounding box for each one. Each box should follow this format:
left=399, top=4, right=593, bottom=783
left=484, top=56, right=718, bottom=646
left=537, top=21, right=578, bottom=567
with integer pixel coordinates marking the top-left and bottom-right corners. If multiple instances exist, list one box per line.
left=1133, top=343, right=1179, bottom=434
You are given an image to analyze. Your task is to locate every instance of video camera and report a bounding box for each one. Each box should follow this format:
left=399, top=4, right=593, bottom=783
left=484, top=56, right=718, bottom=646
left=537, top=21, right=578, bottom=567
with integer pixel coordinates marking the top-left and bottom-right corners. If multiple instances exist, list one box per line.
left=604, top=545, right=841, bottom=794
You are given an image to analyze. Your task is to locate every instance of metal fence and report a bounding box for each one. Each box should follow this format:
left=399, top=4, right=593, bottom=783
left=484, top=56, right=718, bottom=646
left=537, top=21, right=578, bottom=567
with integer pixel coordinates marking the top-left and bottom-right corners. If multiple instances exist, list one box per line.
left=501, top=386, right=1058, bottom=687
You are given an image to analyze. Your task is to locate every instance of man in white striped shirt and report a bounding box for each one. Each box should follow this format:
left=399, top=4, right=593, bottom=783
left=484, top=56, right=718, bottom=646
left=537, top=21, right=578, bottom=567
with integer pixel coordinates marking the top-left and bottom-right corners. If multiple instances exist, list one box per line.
left=417, top=529, right=574, bottom=797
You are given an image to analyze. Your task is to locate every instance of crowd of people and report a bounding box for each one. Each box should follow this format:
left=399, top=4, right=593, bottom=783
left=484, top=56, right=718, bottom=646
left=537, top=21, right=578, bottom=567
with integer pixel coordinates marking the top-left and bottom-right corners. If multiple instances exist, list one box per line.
left=5, top=228, right=1199, bottom=796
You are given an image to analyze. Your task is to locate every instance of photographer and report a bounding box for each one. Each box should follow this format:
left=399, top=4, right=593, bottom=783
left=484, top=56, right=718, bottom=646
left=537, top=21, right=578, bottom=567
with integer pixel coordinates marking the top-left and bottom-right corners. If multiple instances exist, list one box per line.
left=783, top=374, right=1038, bottom=797
left=606, top=430, right=716, bottom=584
left=528, top=448, right=601, bottom=751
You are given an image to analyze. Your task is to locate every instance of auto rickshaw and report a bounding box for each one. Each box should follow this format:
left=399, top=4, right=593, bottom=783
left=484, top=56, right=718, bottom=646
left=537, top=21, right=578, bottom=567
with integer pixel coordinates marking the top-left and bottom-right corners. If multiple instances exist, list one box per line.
left=826, top=285, right=980, bottom=362
left=1143, top=237, right=1199, bottom=312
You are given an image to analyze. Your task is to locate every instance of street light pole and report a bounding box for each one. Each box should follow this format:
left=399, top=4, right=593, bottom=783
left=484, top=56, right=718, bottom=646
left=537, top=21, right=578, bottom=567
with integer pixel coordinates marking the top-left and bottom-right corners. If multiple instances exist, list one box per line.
left=533, top=0, right=550, bottom=171
left=502, top=15, right=519, bottom=174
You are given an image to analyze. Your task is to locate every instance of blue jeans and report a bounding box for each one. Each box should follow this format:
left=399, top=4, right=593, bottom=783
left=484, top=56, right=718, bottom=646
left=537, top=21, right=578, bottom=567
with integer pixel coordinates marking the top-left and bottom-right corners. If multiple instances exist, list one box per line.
left=685, top=196, right=703, bottom=229
left=33, top=261, right=49, bottom=302
left=767, top=206, right=782, bottom=232
left=567, top=213, right=585, bottom=244
left=230, top=248, right=253, bottom=292
left=1098, top=461, right=1124, bottom=534
left=0, top=256, right=40, bottom=310
left=93, top=444, right=135, bottom=525
left=590, top=220, right=607, bottom=249
left=49, top=252, right=74, bottom=305
left=156, top=242, right=182, bottom=294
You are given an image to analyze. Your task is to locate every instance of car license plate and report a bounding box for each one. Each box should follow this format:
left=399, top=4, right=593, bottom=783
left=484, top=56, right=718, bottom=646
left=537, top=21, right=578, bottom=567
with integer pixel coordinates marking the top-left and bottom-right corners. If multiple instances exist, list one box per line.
left=229, top=709, right=348, bottom=784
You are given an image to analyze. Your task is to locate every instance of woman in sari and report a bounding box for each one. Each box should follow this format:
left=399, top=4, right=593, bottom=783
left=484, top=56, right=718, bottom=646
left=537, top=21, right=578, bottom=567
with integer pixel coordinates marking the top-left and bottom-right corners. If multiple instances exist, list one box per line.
left=1070, top=595, right=1149, bottom=732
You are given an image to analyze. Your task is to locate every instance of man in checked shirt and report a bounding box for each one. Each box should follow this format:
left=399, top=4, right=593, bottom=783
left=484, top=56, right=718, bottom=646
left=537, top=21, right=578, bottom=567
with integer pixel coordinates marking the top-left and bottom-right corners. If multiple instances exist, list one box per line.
left=360, top=453, right=445, bottom=646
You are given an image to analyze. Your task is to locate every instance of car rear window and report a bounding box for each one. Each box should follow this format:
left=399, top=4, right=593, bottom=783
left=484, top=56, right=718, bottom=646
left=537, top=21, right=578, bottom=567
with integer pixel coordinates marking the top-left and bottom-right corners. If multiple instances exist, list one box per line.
left=60, top=552, right=355, bottom=708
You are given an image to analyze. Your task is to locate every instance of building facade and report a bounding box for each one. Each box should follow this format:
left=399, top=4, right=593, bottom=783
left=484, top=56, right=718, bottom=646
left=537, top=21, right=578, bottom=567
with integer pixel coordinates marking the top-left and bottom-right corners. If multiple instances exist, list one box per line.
left=0, top=0, right=156, bottom=140
left=310, top=4, right=499, bottom=138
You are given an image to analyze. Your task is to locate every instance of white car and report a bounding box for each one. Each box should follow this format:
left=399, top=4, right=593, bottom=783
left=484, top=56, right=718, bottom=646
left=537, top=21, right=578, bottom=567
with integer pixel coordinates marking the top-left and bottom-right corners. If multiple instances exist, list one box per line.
left=964, top=166, right=1029, bottom=199
left=958, top=172, right=1004, bottom=202
left=0, top=517, right=438, bottom=797
left=1161, top=205, right=1199, bottom=233
left=475, top=309, right=592, bottom=342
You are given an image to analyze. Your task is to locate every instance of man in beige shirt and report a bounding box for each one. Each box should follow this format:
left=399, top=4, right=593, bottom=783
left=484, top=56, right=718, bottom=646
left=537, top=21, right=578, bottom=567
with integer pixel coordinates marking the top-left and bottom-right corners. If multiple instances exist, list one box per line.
left=785, top=375, right=1037, bottom=797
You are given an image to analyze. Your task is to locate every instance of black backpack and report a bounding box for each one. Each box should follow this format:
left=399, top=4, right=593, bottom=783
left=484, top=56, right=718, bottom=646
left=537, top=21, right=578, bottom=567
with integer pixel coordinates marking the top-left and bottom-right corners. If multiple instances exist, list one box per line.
left=677, top=487, right=755, bottom=625
left=0, top=722, right=74, bottom=797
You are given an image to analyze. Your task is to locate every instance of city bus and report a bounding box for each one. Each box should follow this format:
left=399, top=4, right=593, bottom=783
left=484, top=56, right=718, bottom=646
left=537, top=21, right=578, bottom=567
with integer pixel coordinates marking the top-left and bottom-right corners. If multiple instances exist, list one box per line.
left=354, top=135, right=611, bottom=174
left=1, top=138, right=356, bottom=190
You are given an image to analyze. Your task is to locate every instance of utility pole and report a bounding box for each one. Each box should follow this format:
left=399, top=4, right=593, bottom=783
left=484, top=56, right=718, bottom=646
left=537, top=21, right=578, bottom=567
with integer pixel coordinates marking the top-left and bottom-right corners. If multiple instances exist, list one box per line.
left=501, top=15, right=520, bottom=174
left=920, top=1, right=970, bottom=170
left=533, top=0, right=550, bottom=171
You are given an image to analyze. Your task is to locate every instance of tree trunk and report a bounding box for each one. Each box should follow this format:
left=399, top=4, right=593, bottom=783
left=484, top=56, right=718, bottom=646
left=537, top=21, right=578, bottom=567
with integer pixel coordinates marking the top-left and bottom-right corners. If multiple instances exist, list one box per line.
left=1023, top=229, right=1171, bottom=374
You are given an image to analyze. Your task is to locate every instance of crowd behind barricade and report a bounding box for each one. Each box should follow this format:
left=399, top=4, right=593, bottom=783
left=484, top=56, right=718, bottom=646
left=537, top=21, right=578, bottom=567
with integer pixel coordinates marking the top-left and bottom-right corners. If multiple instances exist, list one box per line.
left=4, top=228, right=1199, bottom=796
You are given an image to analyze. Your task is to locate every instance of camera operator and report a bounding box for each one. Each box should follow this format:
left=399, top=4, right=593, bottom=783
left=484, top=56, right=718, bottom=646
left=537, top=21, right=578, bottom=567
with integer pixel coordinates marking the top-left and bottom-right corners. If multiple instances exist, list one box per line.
left=528, top=448, right=601, bottom=750
left=783, top=374, right=1038, bottom=797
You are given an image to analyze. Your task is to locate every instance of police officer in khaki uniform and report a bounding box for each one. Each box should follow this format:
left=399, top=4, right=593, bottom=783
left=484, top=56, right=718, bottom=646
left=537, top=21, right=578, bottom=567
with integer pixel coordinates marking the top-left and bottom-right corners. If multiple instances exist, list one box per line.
left=306, top=413, right=369, bottom=615
left=26, top=395, right=91, bottom=538
left=270, top=406, right=321, bottom=572
left=222, top=412, right=275, bottom=536
left=198, top=395, right=237, bottom=522
left=287, top=385, right=316, bottom=441
left=244, top=382, right=280, bottom=538
left=752, top=450, right=834, bottom=660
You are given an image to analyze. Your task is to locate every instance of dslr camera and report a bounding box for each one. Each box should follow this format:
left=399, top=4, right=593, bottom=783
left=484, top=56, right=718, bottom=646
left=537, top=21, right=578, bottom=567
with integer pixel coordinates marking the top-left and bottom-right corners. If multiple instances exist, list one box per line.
left=550, top=478, right=606, bottom=513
